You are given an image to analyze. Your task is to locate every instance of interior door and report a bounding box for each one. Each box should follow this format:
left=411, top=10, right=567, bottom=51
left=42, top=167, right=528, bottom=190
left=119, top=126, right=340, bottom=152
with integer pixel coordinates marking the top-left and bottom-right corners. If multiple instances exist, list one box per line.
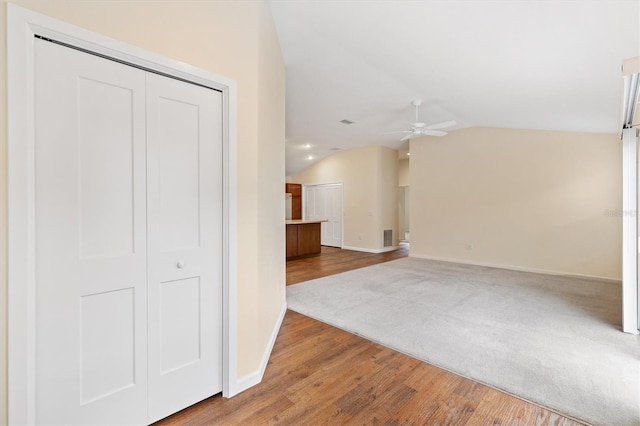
left=34, top=39, right=148, bottom=424
left=322, top=184, right=343, bottom=247
left=146, top=73, right=223, bottom=422
left=305, top=184, right=343, bottom=247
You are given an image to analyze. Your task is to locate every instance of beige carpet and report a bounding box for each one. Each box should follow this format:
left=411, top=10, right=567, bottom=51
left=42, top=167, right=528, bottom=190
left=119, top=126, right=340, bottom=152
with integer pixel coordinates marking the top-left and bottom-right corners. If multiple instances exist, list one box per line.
left=286, top=257, right=640, bottom=426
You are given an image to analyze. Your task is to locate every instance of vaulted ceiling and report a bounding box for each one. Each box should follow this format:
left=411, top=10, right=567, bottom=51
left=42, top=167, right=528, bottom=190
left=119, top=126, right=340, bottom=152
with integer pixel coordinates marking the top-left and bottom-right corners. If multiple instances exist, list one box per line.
left=269, top=1, right=640, bottom=176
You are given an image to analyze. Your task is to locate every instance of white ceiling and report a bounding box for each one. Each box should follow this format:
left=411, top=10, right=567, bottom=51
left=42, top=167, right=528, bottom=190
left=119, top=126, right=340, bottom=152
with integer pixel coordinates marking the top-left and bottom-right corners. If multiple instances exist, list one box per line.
left=269, top=0, right=640, bottom=176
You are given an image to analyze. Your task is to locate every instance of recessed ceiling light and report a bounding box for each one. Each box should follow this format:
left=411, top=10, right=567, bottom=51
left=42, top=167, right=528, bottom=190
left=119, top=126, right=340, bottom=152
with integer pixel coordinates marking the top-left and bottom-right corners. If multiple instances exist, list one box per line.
left=306, top=155, right=314, bottom=160
left=407, top=152, right=411, bottom=156
left=339, top=119, right=355, bottom=125
left=304, top=143, right=312, bottom=148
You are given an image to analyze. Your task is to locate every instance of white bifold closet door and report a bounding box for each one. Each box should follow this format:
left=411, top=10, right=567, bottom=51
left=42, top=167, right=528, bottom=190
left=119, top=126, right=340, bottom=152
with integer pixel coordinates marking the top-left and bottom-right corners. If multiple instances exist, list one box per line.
left=146, top=72, right=222, bottom=423
left=34, top=38, right=222, bottom=425
left=305, top=184, right=342, bottom=248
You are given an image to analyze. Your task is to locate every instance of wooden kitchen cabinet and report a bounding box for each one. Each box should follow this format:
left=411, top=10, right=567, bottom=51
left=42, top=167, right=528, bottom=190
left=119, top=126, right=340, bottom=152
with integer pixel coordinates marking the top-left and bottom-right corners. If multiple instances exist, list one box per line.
left=286, top=221, right=322, bottom=259
left=286, top=224, right=300, bottom=258
left=285, top=183, right=302, bottom=220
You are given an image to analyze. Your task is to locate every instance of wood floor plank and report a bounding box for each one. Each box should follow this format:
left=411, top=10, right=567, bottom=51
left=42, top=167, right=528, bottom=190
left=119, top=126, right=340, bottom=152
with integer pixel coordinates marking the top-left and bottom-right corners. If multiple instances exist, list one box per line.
left=286, top=243, right=410, bottom=285
left=466, top=388, right=576, bottom=426
left=393, top=373, right=477, bottom=425
left=156, top=246, right=584, bottom=426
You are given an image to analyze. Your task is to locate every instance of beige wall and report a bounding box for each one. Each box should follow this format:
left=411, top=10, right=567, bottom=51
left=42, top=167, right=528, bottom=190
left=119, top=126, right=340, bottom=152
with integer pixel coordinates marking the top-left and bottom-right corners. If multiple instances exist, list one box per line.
left=256, top=1, right=286, bottom=375
left=379, top=147, right=400, bottom=247
left=398, top=187, right=410, bottom=238
left=399, top=157, right=410, bottom=187
left=398, top=189, right=406, bottom=240
left=0, top=0, right=285, bottom=420
left=292, top=145, right=398, bottom=250
left=410, top=127, right=622, bottom=280
left=398, top=158, right=410, bottom=239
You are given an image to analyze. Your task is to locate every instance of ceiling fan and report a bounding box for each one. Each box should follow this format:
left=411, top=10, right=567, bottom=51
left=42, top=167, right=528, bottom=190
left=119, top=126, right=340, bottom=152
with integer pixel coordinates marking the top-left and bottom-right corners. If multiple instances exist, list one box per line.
left=385, top=100, right=456, bottom=141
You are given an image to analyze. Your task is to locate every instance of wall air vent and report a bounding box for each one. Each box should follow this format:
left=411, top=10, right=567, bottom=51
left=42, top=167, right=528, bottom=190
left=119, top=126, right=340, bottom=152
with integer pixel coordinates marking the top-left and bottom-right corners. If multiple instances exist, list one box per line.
left=383, top=229, right=393, bottom=247
left=339, top=119, right=355, bottom=125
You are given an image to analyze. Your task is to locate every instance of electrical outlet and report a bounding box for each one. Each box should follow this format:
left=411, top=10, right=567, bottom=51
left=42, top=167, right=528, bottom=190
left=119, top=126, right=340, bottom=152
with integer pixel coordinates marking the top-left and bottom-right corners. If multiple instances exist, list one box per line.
left=464, top=243, right=473, bottom=251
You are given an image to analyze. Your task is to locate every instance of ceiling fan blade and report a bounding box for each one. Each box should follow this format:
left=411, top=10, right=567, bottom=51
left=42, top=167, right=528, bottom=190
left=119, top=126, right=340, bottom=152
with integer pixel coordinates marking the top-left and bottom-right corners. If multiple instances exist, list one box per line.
left=427, top=120, right=456, bottom=130
left=422, top=130, right=448, bottom=137
left=383, top=130, right=412, bottom=135
left=400, top=133, right=413, bottom=141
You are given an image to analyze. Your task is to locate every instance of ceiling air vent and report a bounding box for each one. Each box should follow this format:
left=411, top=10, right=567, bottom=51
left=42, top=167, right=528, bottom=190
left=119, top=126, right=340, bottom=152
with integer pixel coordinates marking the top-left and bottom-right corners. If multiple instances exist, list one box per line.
left=339, top=119, right=355, bottom=125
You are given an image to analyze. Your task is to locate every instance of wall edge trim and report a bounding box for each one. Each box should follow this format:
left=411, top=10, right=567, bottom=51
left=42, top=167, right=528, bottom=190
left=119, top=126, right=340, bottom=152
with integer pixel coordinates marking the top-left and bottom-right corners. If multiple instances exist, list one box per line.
left=228, top=301, right=287, bottom=397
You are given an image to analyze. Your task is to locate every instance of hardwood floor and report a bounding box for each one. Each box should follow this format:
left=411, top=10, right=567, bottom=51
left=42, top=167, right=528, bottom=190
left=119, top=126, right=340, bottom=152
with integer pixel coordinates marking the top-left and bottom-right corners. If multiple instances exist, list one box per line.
left=156, top=245, right=582, bottom=426
left=287, top=242, right=410, bottom=285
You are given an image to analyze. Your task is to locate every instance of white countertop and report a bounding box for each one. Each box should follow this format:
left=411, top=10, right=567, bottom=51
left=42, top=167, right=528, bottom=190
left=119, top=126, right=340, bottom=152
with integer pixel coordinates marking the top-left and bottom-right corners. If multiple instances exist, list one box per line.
left=286, top=219, right=328, bottom=225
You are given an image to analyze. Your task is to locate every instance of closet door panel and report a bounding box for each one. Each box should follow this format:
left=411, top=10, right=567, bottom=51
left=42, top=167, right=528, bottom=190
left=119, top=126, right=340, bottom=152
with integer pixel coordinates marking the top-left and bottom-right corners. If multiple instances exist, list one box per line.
left=156, top=96, right=201, bottom=250
left=34, top=39, right=148, bottom=425
left=77, top=76, right=136, bottom=258
left=146, top=73, right=223, bottom=423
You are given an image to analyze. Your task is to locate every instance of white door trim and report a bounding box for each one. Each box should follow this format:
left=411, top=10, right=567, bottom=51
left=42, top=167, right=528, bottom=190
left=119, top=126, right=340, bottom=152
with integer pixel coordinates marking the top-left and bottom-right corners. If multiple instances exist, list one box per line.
left=7, top=5, right=239, bottom=423
left=621, top=127, right=639, bottom=334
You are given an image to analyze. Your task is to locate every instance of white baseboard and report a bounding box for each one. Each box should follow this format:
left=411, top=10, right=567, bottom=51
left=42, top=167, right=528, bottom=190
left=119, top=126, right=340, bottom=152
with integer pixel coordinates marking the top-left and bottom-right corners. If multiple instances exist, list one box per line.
left=229, top=301, right=287, bottom=396
left=342, top=245, right=399, bottom=254
left=410, top=254, right=622, bottom=284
